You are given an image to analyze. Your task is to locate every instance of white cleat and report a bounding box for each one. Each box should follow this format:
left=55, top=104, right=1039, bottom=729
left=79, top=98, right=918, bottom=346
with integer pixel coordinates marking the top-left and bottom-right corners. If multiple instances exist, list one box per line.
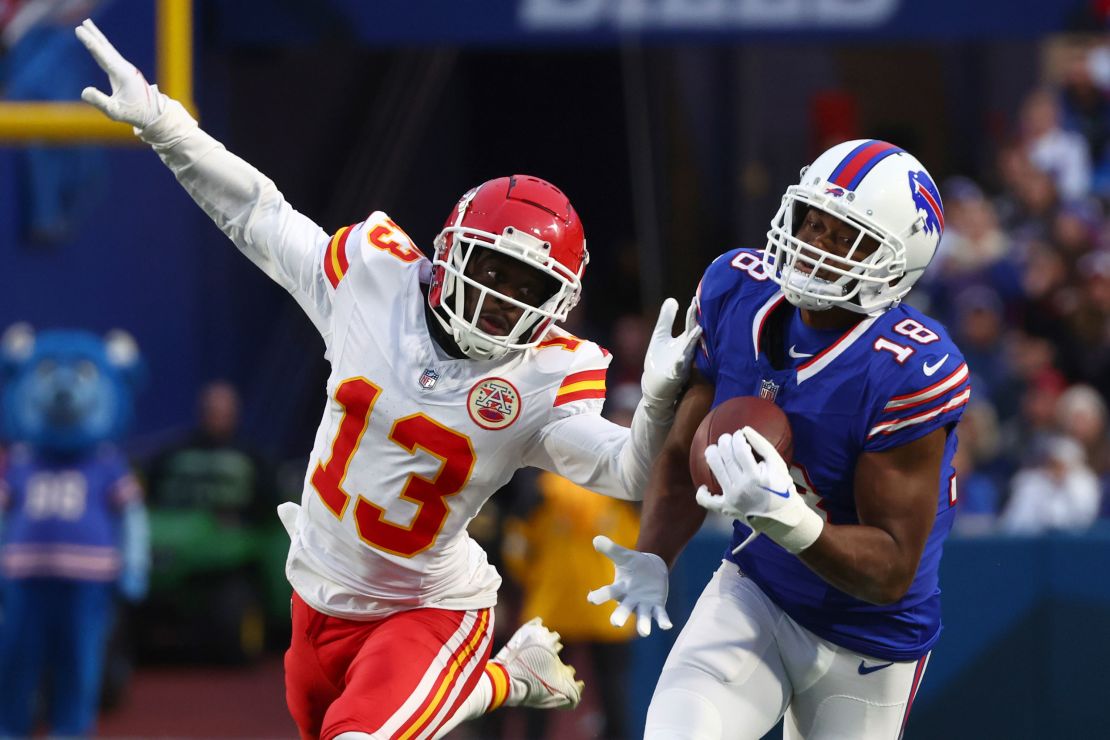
left=493, top=617, right=584, bottom=709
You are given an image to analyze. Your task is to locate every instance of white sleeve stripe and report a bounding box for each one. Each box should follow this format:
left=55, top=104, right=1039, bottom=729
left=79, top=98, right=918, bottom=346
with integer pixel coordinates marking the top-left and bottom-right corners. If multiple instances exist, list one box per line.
left=883, top=363, right=969, bottom=411
left=868, top=387, right=971, bottom=438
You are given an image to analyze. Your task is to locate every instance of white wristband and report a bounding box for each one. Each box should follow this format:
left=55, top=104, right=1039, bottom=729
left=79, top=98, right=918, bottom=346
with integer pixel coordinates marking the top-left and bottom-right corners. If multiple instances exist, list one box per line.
left=748, top=506, right=824, bottom=554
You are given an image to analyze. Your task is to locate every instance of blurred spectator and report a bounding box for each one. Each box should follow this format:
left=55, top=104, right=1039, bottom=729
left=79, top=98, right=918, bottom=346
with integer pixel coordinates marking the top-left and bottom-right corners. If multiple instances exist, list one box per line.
left=137, top=381, right=279, bottom=664
left=951, top=286, right=1016, bottom=412
left=1052, top=199, right=1100, bottom=263
left=145, top=380, right=274, bottom=525
left=1060, top=43, right=1110, bottom=194
left=951, top=400, right=1007, bottom=536
left=999, top=435, right=1101, bottom=534
left=1020, top=87, right=1092, bottom=201
left=1013, top=236, right=1089, bottom=379
left=1068, top=250, right=1110, bottom=397
left=995, top=144, right=1059, bottom=254
left=1055, top=384, right=1110, bottom=477
left=933, top=178, right=1010, bottom=278
left=924, top=180, right=1024, bottom=325
left=501, top=383, right=643, bottom=740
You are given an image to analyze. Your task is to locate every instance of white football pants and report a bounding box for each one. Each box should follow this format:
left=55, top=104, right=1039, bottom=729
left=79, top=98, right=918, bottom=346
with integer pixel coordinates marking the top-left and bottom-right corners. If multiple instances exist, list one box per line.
left=645, top=562, right=929, bottom=740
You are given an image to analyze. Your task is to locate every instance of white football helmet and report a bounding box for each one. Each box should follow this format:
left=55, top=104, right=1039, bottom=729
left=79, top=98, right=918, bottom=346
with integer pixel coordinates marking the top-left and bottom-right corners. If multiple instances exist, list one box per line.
left=763, top=139, right=945, bottom=315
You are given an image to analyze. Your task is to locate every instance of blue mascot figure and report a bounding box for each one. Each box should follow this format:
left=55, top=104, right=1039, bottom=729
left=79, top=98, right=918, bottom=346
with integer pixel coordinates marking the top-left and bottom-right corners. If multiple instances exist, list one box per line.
left=0, top=324, right=149, bottom=738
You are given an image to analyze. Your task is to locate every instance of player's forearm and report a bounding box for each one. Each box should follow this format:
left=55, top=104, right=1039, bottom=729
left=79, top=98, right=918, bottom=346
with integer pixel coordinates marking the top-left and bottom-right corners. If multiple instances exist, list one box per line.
left=635, top=450, right=706, bottom=568
left=137, top=98, right=328, bottom=290
left=797, top=524, right=918, bottom=605
left=615, top=400, right=675, bottom=500
left=526, top=414, right=642, bottom=501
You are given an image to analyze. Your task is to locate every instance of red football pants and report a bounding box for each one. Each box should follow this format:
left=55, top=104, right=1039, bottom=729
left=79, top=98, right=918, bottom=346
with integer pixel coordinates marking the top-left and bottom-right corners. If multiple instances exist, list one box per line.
left=284, top=592, right=494, bottom=740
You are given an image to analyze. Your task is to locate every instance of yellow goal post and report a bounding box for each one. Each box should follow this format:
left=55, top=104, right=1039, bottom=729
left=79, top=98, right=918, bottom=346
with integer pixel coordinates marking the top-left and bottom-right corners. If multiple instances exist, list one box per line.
left=0, top=0, right=195, bottom=144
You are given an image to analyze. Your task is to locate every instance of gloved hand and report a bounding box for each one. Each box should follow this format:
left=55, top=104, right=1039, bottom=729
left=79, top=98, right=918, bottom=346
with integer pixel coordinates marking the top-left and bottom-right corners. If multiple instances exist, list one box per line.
left=640, top=298, right=702, bottom=412
left=586, top=535, right=672, bottom=637
left=76, top=18, right=165, bottom=129
left=695, top=427, right=824, bottom=554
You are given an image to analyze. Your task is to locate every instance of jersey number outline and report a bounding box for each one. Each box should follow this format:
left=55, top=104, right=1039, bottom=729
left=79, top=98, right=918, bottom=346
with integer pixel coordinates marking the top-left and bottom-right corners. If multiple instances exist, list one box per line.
left=311, top=377, right=476, bottom=557
left=729, top=251, right=770, bottom=280
left=872, top=319, right=940, bottom=363
left=368, top=218, right=423, bottom=263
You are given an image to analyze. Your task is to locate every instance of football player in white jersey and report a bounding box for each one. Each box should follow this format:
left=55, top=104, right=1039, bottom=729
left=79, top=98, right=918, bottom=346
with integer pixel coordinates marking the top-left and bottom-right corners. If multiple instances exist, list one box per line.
left=77, top=19, right=700, bottom=740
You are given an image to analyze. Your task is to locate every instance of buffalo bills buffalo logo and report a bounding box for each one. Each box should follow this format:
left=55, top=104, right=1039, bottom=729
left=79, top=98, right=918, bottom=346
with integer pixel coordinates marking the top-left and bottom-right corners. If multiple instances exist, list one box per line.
left=824, top=187, right=846, bottom=197
left=908, top=170, right=944, bottom=237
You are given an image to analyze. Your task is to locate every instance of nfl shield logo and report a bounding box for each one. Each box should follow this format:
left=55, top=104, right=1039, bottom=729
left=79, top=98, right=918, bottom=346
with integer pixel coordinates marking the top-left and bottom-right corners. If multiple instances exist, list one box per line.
left=419, top=368, right=440, bottom=390
left=759, top=379, right=780, bottom=402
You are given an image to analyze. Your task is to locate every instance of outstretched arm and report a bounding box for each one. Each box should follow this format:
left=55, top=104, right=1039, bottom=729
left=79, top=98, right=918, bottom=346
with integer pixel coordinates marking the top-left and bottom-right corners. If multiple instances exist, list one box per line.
left=76, top=20, right=333, bottom=336
left=584, top=370, right=715, bottom=636
left=522, top=298, right=702, bottom=501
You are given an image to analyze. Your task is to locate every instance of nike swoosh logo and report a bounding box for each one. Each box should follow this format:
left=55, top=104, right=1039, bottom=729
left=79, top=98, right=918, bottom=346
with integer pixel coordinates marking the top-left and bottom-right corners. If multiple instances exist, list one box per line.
left=759, top=485, right=791, bottom=499
left=858, top=660, right=895, bottom=675
left=788, top=345, right=814, bottom=359
left=923, top=354, right=949, bottom=376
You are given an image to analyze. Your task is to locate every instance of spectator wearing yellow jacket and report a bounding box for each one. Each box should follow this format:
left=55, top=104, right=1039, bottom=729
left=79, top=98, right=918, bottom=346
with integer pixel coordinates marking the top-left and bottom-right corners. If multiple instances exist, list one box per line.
left=503, top=466, right=640, bottom=740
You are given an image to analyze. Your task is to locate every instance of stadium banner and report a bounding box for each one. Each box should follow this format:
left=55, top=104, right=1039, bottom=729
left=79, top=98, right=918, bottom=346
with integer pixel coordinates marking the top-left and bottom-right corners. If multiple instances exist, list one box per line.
left=316, top=0, right=1090, bottom=45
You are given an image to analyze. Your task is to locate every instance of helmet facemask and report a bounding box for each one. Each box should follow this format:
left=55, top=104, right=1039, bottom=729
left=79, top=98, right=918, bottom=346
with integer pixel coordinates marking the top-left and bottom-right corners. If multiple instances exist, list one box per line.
left=431, top=225, right=584, bottom=361
left=764, top=186, right=909, bottom=315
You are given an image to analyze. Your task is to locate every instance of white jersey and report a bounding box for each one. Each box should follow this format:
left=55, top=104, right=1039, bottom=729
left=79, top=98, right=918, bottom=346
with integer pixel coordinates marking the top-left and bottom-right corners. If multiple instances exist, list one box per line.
left=138, top=100, right=671, bottom=620
left=287, top=212, right=618, bottom=618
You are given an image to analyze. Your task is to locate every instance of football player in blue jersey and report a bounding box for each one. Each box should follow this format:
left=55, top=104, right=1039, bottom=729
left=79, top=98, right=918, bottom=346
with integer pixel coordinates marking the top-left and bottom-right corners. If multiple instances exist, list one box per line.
left=589, top=140, right=969, bottom=739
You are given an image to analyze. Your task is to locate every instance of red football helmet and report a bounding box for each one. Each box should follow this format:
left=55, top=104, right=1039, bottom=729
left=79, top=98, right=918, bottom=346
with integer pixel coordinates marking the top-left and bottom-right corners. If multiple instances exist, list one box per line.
left=428, top=175, right=588, bottom=361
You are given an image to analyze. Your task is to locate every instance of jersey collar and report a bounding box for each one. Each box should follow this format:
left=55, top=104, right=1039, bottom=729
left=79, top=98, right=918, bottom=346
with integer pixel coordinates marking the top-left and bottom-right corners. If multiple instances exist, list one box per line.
left=750, top=290, right=878, bottom=384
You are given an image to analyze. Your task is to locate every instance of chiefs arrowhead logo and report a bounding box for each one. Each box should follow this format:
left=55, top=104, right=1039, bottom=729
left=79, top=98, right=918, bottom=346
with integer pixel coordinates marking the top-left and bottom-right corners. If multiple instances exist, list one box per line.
left=467, top=377, right=522, bottom=430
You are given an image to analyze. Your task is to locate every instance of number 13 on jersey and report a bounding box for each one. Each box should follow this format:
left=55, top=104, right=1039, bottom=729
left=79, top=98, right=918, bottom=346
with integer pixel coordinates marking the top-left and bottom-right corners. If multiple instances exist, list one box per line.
left=311, top=377, right=476, bottom=557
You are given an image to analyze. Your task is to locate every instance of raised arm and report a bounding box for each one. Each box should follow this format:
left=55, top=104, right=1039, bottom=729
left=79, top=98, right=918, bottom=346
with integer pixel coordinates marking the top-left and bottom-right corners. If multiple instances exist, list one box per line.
left=76, top=20, right=333, bottom=336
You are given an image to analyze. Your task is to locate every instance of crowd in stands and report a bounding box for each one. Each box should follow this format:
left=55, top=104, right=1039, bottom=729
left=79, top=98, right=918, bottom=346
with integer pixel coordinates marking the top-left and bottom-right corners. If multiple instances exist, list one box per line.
left=917, top=40, right=1110, bottom=535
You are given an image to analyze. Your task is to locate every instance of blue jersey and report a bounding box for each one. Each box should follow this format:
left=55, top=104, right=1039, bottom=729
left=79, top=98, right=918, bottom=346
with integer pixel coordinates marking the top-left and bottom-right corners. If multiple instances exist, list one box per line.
left=0, top=445, right=140, bottom=582
left=695, top=249, right=969, bottom=661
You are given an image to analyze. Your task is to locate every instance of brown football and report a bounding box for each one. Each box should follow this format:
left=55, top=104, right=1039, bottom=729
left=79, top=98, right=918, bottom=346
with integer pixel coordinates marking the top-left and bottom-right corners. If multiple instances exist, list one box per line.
left=689, top=396, right=794, bottom=494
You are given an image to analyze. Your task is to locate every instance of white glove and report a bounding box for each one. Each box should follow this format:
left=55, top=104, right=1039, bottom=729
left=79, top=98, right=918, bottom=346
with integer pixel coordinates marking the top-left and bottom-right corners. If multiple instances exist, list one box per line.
left=695, top=427, right=824, bottom=554
left=76, top=18, right=165, bottom=129
left=641, top=298, right=702, bottom=411
left=586, top=535, right=672, bottom=637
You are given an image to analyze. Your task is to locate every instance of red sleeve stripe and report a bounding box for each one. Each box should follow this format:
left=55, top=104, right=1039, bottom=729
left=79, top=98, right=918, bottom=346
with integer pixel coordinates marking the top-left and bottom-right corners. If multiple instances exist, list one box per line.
left=868, top=387, right=971, bottom=438
left=559, top=369, right=607, bottom=389
left=554, top=387, right=607, bottom=406
left=883, top=363, right=969, bottom=412
left=537, top=336, right=582, bottom=351
left=323, top=226, right=353, bottom=289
